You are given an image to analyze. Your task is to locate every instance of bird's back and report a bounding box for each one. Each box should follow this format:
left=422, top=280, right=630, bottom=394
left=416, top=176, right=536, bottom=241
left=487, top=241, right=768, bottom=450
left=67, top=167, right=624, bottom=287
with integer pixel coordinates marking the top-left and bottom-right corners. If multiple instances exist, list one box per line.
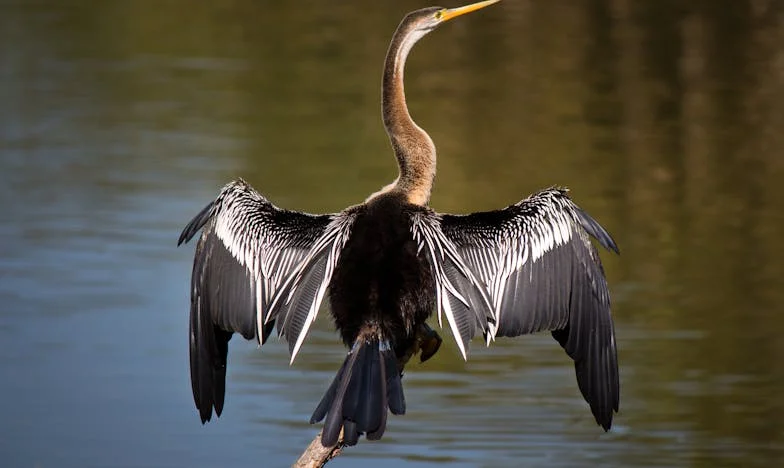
left=328, top=193, right=435, bottom=353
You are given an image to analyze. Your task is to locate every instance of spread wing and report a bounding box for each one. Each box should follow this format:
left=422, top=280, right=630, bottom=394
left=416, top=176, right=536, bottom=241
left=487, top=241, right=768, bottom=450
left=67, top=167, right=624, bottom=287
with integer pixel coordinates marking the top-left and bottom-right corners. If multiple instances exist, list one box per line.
left=177, top=179, right=355, bottom=422
left=422, top=188, right=620, bottom=430
left=410, top=210, right=496, bottom=360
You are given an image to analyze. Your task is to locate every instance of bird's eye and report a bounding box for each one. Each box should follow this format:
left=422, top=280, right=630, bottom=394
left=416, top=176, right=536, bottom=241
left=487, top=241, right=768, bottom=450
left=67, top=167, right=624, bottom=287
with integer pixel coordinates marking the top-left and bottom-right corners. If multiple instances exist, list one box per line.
left=434, top=10, right=444, bottom=20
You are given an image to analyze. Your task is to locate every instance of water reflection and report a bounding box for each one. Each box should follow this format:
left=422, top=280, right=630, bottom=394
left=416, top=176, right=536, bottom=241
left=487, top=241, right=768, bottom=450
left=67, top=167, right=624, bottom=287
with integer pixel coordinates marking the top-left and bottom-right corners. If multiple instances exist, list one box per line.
left=0, top=0, right=782, bottom=467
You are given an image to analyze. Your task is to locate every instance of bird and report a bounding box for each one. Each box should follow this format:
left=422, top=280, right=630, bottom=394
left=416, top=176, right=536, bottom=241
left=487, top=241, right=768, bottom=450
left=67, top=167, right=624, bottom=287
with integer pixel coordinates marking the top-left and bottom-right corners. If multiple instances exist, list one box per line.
left=178, top=0, right=619, bottom=448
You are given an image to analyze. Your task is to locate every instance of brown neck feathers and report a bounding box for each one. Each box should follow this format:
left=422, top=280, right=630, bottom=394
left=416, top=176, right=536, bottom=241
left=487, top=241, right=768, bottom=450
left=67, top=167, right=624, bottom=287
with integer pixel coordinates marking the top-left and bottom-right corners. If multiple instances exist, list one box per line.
left=380, top=21, right=436, bottom=206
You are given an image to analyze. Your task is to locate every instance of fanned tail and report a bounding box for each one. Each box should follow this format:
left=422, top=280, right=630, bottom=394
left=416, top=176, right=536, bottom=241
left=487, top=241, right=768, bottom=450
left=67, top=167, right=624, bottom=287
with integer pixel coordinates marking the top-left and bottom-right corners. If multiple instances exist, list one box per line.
left=310, top=335, right=405, bottom=446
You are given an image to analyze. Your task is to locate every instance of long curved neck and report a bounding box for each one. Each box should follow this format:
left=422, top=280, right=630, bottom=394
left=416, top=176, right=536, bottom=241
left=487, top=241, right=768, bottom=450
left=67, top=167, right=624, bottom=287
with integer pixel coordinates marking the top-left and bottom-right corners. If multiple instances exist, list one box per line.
left=380, top=23, right=436, bottom=206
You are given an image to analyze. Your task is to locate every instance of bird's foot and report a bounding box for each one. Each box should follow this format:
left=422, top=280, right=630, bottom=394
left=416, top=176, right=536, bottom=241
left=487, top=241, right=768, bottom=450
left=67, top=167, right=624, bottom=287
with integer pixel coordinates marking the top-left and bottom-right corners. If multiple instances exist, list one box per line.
left=418, top=324, right=442, bottom=363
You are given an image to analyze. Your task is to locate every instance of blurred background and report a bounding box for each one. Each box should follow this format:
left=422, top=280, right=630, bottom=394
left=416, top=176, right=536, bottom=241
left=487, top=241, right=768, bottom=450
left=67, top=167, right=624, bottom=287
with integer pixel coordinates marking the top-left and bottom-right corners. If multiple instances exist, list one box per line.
left=1, top=0, right=782, bottom=466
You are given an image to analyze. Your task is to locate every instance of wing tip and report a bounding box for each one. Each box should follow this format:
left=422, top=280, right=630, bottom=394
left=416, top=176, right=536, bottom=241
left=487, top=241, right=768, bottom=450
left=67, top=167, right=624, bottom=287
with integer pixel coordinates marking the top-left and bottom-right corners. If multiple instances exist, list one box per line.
left=597, top=400, right=619, bottom=431
left=178, top=200, right=217, bottom=246
left=600, top=419, right=612, bottom=432
left=590, top=398, right=617, bottom=432
left=574, top=207, right=620, bottom=255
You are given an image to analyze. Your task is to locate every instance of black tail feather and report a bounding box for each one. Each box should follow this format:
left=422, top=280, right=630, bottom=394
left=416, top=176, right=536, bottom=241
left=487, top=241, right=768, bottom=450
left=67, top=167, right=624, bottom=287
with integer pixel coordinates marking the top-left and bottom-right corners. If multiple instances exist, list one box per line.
left=343, top=420, right=360, bottom=446
left=312, top=336, right=403, bottom=446
left=367, top=350, right=390, bottom=441
left=310, top=361, right=348, bottom=425
left=385, top=349, right=405, bottom=415
left=357, top=348, right=382, bottom=431
left=320, top=351, right=358, bottom=446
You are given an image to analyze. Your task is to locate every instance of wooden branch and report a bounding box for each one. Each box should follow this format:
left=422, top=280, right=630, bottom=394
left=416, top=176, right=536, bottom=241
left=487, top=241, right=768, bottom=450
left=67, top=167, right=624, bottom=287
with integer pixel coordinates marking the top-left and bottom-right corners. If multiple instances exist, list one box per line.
left=292, top=429, right=344, bottom=468
left=292, top=324, right=441, bottom=467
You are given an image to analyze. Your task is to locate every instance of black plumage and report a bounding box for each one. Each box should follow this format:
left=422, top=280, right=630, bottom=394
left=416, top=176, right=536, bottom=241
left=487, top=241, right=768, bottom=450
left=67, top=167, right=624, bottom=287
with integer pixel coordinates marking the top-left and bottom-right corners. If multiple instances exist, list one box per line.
left=178, top=180, right=333, bottom=422
left=439, top=188, right=619, bottom=429
left=178, top=0, right=621, bottom=449
left=328, top=195, right=434, bottom=349
left=314, top=193, right=434, bottom=445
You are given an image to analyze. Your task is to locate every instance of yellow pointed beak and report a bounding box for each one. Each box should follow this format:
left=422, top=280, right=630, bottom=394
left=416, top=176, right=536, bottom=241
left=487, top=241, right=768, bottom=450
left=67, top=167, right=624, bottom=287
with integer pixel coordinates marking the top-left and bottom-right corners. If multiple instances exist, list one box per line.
left=439, top=0, right=500, bottom=22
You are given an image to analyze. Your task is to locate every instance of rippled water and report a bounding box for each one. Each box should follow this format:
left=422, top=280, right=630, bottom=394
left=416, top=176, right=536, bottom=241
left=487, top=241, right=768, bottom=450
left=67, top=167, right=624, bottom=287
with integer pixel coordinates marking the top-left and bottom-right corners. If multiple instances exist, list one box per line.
left=1, top=1, right=783, bottom=467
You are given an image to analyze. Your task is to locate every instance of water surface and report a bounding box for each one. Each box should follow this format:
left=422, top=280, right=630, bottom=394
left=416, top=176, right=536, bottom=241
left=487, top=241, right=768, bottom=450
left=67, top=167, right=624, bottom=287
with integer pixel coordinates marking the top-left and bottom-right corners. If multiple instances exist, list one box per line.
left=1, top=1, right=783, bottom=467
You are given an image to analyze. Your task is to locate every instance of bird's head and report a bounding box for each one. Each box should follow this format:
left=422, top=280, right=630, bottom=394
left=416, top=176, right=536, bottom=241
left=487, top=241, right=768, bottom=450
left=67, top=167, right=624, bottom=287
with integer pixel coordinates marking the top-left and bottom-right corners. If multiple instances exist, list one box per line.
left=399, top=0, right=500, bottom=41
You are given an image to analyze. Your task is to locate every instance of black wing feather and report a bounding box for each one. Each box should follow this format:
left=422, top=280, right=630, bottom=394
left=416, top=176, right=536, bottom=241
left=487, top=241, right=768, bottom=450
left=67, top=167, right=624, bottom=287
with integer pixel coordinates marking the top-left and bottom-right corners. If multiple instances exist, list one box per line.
left=178, top=200, right=216, bottom=246
left=440, top=188, right=620, bottom=430
left=410, top=212, right=496, bottom=358
left=277, top=252, right=330, bottom=355
left=179, top=179, right=335, bottom=423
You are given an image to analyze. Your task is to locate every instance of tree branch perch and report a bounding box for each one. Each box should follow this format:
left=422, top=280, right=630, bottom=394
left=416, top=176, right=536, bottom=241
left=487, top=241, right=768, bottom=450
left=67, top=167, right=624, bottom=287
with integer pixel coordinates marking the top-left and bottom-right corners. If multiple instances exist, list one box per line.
left=292, top=429, right=344, bottom=468
left=291, top=324, right=441, bottom=467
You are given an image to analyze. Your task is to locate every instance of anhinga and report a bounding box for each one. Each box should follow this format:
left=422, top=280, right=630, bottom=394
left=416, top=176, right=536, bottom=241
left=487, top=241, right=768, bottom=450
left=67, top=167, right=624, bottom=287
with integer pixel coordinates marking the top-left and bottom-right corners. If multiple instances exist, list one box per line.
left=178, top=0, right=619, bottom=448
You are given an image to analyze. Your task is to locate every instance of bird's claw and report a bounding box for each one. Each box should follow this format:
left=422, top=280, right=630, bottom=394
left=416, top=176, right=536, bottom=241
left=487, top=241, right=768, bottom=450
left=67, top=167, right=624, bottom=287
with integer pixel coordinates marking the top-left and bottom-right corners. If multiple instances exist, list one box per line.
left=418, top=324, right=442, bottom=363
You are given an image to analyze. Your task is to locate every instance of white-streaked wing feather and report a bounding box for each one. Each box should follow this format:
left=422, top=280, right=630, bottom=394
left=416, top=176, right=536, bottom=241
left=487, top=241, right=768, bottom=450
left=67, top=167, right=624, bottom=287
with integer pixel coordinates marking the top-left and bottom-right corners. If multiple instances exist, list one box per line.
left=268, top=212, right=357, bottom=363
left=179, top=178, right=339, bottom=422
left=179, top=179, right=340, bottom=347
left=410, top=211, right=495, bottom=359
left=438, top=188, right=620, bottom=430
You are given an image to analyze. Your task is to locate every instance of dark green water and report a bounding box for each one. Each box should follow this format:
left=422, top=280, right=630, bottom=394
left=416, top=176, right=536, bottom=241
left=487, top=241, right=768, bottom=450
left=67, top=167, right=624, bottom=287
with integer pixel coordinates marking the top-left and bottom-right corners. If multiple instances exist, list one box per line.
left=1, top=1, right=783, bottom=467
